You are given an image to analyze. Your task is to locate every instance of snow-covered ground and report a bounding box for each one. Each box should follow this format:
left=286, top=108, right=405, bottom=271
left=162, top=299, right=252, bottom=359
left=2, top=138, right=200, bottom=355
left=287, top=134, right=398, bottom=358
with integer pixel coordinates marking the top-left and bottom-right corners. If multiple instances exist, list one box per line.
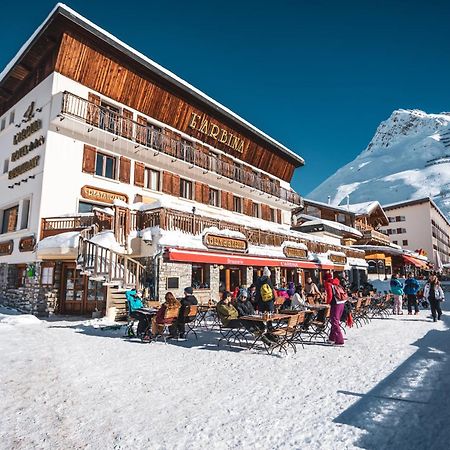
left=1, top=297, right=450, bottom=450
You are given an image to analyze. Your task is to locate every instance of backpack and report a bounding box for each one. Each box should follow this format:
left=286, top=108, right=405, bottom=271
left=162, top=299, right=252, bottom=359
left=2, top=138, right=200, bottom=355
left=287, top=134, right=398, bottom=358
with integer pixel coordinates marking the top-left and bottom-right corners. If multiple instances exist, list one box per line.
left=332, top=284, right=348, bottom=303
left=260, top=283, right=274, bottom=302
left=340, top=300, right=352, bottom=322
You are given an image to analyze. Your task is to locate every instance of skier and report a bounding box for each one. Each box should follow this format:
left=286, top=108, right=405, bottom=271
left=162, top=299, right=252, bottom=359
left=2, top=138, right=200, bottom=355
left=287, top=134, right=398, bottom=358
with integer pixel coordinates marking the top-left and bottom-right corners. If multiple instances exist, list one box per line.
left=404, top=272, right=420, bottom=315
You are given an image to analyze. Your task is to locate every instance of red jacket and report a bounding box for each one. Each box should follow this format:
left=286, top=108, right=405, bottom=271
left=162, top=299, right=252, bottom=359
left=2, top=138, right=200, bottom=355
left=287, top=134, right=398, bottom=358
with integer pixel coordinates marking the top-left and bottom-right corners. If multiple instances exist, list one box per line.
left=324, top=277, right=341, bottom=304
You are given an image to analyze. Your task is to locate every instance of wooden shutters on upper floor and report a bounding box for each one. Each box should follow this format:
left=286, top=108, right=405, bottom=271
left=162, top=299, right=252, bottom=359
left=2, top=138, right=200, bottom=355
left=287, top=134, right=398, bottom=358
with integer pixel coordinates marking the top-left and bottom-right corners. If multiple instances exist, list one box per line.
left=82, top=145, right=96, bottom=174
left=119, top=156, right=131, bottom=184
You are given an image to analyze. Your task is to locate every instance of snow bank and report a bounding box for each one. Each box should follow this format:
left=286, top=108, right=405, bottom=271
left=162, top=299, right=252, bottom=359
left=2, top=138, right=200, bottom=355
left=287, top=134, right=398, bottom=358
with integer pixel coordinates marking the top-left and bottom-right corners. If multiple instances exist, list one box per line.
left=36, top=231, right=80, bottom=257
left=0, top=313, right=40, bottom=326
left=89, top=230, right=125, bottom=254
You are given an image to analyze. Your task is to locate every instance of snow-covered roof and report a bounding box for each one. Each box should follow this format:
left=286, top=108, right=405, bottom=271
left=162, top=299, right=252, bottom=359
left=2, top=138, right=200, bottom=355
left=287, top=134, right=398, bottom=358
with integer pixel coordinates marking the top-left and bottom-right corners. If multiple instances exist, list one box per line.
left=89, top=231, right=125, bottom=254
left=36, top=231, right=80, bottom=258
left=298, top=216, right=362, bottom=237
left=351, top=245, right=429, bottom=262
left=301, top=198, right=356, bottom=215
left=0, top=3, right=304, bottom=166
left=346, top=201, right=382, bottom=215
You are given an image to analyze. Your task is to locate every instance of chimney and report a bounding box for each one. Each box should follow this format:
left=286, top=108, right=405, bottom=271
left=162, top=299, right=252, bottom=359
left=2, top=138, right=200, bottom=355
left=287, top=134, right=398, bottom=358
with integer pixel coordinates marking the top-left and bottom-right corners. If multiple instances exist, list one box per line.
left=327, top=196, right=331, bottom=205
left=347, top=195, right=350, bottom=209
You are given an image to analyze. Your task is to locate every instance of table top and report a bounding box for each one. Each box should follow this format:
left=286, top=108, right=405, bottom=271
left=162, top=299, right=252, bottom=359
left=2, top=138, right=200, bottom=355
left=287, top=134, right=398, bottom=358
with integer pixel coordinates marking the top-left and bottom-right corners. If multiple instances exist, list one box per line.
left=240, top=314, right=292, bottom=322
left=306, top=304, right=330, bottom=310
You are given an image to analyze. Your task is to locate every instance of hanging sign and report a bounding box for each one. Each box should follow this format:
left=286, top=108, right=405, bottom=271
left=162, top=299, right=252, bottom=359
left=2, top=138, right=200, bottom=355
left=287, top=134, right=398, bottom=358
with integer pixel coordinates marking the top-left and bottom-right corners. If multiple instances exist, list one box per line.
left=19, top=236, right=36, bottom=252
left=80, top=186, right=128, bottom=204
left=283, top=246, right=308, bottom=259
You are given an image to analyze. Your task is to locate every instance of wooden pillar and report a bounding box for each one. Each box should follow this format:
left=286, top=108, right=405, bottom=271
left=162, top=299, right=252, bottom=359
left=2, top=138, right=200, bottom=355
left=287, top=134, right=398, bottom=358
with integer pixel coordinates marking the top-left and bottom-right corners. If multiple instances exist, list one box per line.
left=225, top=268, right=231, bottom=292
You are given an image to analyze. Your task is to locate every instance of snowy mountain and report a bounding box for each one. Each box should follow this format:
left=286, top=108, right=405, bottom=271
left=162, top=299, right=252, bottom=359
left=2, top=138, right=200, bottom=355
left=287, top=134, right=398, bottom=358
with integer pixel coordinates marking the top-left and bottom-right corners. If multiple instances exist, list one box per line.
left=309, top=109, right=450, bottom=218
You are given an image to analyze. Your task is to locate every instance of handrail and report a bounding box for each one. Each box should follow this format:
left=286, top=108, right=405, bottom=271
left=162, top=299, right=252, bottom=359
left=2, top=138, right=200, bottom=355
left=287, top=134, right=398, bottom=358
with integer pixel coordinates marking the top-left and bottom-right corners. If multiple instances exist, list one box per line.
left=61, top=91, right=302, bottom=206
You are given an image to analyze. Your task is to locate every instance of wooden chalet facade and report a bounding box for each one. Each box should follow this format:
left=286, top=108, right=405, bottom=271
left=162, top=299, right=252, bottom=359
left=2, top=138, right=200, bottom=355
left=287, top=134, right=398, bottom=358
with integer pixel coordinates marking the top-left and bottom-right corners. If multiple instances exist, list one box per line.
left=0, top=5, right=365, bottom=317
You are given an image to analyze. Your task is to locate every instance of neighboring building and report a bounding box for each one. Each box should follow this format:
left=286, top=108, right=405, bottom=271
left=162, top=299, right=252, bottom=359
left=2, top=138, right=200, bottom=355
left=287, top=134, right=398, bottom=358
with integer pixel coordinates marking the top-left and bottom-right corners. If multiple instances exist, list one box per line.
left=293, top=199, right=368, bottom=287
left=0, top=5, right=365, bottom=316
left=381, top=197, right=450, bottom=269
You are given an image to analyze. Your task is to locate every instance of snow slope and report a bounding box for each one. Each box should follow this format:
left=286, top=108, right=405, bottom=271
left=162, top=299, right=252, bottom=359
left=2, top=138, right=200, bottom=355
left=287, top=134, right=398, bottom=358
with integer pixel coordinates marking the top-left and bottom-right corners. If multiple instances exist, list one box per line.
left=309, top=109, right=450, bottom=218
left=1, top=299, right=450, bottom=449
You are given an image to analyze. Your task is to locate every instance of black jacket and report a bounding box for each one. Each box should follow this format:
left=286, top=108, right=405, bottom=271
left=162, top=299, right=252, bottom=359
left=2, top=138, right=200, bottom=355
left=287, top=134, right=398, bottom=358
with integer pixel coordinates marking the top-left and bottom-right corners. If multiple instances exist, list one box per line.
left=179, top=294, right=198, bottom=322
left=236, top=300, right=255, bottom=317
left=255, top=276, right=275, bottom=303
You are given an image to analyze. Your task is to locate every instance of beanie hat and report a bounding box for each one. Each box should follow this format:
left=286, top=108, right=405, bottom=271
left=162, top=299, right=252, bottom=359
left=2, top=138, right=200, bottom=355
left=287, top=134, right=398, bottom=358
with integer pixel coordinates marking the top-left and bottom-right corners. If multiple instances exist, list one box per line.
left=184, top=286, right=193, bottom=295
left=239, top=288, right=248, bottom=299
left=263, top=266, right=271, bottom=278
left=287, top=282, right=295, bottom=296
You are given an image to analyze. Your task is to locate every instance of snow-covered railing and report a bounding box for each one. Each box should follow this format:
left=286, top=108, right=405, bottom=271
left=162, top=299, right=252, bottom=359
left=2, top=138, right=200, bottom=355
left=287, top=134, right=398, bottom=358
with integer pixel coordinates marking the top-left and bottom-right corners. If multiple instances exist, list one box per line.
left=138, top=207, right=364, bottom=258
left=60, top=91, right=302, bottom=206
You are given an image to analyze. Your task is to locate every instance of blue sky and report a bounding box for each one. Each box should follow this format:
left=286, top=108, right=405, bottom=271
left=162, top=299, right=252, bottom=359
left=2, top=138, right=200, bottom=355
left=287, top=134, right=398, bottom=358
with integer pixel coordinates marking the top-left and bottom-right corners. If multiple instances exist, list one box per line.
left=1, top=0, right=450, bottom=195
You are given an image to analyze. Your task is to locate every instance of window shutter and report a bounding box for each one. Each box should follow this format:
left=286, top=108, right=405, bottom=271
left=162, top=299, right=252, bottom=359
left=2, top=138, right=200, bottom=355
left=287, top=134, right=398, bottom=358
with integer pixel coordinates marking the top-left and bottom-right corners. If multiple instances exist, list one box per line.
left=202, top=184, right=210, bottom=204
left=122, top=109, right=133, bottom=139
left=87, top=92, right=100, bottom=126
left=82, top=145, right=96, bottom=174
left=221, top=191, right=229, bottom=211
left=119, top=157, right=131, bottom=184
left=136, top=115, right=147, bottom=145
left=172, top=174, right=181, bottom=196
left=227, top=193, right=234, bottom=211
left=194, top=182, right=203, bottom=203
left=162, top=171, right=173, bottom=194
left=243, top=198, right=253, bottom=216
left=261, top=204, right=270, bottom=221
left=277, top=209, right=282, bottom=224
left=134, top=162, right=145, bottom=187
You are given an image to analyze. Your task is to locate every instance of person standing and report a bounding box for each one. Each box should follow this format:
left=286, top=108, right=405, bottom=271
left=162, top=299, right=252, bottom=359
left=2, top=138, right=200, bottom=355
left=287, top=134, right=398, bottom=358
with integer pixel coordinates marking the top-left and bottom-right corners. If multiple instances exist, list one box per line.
left=423, top=274, right=445, bottom=322
left=404, top=272, right=420, bottom=315
left=255, top=267, right=275, bottom=313
left=324, top=272, right=346, bottom=346
left=390, top=273, right=404, bottom=315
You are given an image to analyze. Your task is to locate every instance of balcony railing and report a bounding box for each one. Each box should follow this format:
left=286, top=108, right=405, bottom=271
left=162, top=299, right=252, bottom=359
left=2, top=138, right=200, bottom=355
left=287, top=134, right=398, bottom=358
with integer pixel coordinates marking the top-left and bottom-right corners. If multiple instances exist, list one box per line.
left=60, top=91, right=302, bottom=206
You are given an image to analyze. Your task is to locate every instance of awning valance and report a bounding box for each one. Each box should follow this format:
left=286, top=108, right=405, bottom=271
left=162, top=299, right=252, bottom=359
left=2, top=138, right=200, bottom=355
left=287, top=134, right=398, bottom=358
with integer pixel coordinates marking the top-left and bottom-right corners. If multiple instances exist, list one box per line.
left=167, top=248, right=337, bottom=270
left=402, top=255, right=427, bottom=268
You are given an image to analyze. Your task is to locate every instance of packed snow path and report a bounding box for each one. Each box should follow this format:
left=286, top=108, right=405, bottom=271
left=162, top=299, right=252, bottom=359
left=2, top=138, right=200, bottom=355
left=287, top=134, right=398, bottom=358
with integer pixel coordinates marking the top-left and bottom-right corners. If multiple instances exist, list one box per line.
left=1, top=297, right=450, bottom=450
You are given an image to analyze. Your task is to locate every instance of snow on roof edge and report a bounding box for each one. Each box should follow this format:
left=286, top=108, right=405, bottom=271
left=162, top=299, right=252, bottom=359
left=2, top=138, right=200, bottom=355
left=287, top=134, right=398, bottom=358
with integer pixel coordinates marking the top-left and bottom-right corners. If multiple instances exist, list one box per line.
left=0, top=3, right=304, bottom=166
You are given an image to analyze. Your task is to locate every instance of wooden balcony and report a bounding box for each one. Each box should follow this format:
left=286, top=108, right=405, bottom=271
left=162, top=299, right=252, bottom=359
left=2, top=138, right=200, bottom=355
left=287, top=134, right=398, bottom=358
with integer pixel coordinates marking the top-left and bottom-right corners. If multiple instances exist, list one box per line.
left=59, top=91, right=302, bottom=206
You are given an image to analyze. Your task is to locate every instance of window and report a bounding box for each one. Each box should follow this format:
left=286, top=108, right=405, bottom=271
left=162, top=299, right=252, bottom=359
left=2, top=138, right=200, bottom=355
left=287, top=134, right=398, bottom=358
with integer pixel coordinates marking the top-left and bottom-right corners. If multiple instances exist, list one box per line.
left=396, top=228, right=406, bottom=234
left=181, top=139, right=195, bottom=164
left=209, top=188, right=219, bottom=207
left=145, top=123, right=162, bottom=148
left=1, top=117, right=5, bottom=131
left=78, top=201, right=94, bottom=213
left=252, top=203, right=260, bottom=218
left=1, top=205, right=19, bottom=234
left=180, top=178, right=193, bottom=199
left=95, top=152, right=116, bottom=179
left=3, top=159, right=8, bottom=174
left=144, top=167, right=160, bottom=191
left=388, top=217, right=395, bottom=223
left=41, top=266, right=54, bottom=286
left=336, top=213, right=347, bottom=224
left=87, top=279, right=105, bottom=303
left=395, top=216, right=406, bottom=222
left=99, top=102, right=120, bottom=134
left=393, top=240, right=398, bottom=245
left=233, top=196, right=242, bottom=213
left=20, top=199, right=30, bottom=230
left=9, top=110, right=15, bottom=125
left=306, top=206, right=321, bottom=218
left=16, top=265, right=26, bottom=288
left=192, top=264, right=210, bottom=289
left=209, top=151, right=219, bottom=173
left=387, top=229, right=396, bottom=235
left=402, top=240, right=408, bottom=246
left=270, top=208, right=277, bottom=222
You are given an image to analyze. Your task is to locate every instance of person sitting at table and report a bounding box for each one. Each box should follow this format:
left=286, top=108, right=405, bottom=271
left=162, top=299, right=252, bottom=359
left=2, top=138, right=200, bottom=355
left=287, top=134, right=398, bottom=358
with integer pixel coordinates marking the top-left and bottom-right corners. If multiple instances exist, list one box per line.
left=248, top=284, right=258, bottom=309
left=236, top=288, right=265, bottom=333
left=152, top=292, right=181, bottom=336
left=171, top=286, right=198, bottom=338
left=305, top=277, right=322, bottom=303
left=125, top=289, right=153, bottom=339
left=217, top=291, right=241, bottom=328
left=290, top=284, right=308, bottom=310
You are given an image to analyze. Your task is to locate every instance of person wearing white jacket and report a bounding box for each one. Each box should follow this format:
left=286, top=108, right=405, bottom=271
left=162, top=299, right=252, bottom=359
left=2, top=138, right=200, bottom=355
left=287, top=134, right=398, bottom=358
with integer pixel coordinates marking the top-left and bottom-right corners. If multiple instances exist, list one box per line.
left=423, top=274, right=445, bottom=322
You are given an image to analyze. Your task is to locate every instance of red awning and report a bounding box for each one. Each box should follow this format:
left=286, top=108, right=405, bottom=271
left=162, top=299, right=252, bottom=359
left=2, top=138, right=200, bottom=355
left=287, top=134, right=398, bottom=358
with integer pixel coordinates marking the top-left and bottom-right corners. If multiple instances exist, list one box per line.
left=402, top=255, right=427, bottom=268
left=168, top=248, right=336, bottom=270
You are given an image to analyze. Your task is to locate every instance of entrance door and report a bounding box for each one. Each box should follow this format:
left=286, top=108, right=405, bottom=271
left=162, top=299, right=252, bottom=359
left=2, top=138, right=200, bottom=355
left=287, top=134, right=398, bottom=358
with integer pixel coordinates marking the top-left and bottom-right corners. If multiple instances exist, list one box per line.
left=61, top=264, right=85, bottom=314
left=61, top=264, right=107, bottom=315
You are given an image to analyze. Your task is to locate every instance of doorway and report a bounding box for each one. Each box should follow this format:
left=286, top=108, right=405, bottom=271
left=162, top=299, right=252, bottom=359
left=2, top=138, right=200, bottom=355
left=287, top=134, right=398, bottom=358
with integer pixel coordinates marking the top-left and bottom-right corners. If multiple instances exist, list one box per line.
left=219, top=266, right=244, bottom=292
left=60, top=263, right=106, bottom=315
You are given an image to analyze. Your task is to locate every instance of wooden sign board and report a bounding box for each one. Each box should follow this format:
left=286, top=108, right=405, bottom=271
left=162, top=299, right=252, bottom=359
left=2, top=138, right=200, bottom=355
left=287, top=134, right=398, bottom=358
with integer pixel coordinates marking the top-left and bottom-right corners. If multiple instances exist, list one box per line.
left=0, top=240, right=14, bottom=256
left=283, top=246, right=308, bottom=259
left=19, top=236, right=35, bottom=252
left=329, top=254, right=347, bottom=265
left=80, top=185, right=128, bottom=204
left=203, top=234, right=248, bottom=253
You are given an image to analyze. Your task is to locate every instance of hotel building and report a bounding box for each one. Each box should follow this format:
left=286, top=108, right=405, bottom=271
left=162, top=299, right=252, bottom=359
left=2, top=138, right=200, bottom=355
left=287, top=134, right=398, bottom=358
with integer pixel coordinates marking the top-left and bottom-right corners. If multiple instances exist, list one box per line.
left=0, top=4, right=365, bottom=316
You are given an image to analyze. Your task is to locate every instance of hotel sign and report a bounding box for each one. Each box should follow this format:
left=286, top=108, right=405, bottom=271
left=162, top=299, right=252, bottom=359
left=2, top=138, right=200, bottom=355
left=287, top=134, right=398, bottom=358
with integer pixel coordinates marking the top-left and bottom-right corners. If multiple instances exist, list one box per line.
left=188, top=112, right=248, bottom=154
left=19, top=236, right=36, bottom=252
left=329, top=254, right=347, bottom=265
left=203, top=234, right=248, bottom=253
left=8, top=155, right=40, bottom=179
left=283, top=246, right=308, bottom=259
left=13, top=119, right=42, bottom=145
left=0, top=240, right=14, bottom=256
left=81, top=186, right=128, bottom=204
